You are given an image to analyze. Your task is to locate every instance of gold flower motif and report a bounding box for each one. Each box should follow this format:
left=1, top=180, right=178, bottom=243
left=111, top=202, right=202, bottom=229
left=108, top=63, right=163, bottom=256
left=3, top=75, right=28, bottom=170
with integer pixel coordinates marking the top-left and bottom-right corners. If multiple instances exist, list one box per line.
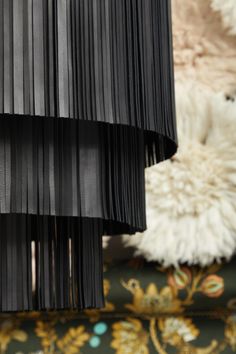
left=35, top=320, right=57, bottom=353
left=225, top=314, right=236, bottom=351
left=158, top=317, right=199, bottom=346
left=0, top=319, right=27, bottom=353
left=111, top=318, right=149, bottom=354
left=122, top=279, right=184, bottom=315
left=57, top=326, right=90, bottom=354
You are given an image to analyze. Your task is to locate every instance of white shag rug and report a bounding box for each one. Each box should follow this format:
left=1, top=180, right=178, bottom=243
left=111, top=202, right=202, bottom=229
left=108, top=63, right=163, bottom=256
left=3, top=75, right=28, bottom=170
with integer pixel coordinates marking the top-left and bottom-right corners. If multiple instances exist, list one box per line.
left=123, top=82, right=236, bottom=267
left=172, top=0, right=236, bottom=94
left=211, top=0, right=236, bottom=35
left=102, top=236, right=110, bottom=249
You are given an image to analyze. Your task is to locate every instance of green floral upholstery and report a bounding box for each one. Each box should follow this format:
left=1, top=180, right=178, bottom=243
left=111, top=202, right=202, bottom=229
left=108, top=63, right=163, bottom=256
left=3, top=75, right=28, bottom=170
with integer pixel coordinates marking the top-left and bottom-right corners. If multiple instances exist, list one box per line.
left=1, top=257, right=236, bottom=353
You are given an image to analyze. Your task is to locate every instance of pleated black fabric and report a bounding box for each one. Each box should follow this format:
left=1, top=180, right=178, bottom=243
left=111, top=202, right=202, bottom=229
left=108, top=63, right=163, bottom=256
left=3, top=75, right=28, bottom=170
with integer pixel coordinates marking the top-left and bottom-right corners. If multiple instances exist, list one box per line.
left=0, top=0, right=178, bottom=311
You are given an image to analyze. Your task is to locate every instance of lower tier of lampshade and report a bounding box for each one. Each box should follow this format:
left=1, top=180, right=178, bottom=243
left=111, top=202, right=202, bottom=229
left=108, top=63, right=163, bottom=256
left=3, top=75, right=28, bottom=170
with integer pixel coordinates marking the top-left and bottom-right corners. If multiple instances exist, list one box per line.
left=0, top=116, right=177, bottom=311
left=0, top=214, right=104, bottom=311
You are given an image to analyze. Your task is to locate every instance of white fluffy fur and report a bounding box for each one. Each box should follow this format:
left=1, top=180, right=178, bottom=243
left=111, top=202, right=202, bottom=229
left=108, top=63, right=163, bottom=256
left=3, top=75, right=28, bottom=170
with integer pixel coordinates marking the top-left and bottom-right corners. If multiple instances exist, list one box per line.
left=172, top=0, right=236, bottom=94
left=211, top=0, right=236, bottom=35
left=123, top=82, right=236, bottom=267
left=102, top=236, right=110, bottom=249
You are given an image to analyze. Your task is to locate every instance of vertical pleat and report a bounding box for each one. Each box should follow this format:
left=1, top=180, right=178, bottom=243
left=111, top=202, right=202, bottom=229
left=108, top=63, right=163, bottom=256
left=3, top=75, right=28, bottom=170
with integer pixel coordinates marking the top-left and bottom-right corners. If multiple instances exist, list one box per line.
left=70, top=122, right=79, bottom=217
left=21, top=0, right=30, bottom=115
left=57, top=0, right=69, bottom=118
left=0, top=122, right=5, bottom=213
left=3, top=0, right=13, bottom=114
left=5, top=121, right=11, bottom=213
left=26, top=0, right=34, bottom=116
left=13, top=0, right=24, bottom=114
left=0, top=0, right=4, bottom=113
left=92, top=0, right=102, bottom=123
left=47, top=0, right=56, bottom=117
left=33, top=0, right=45, bottom=116
left=102, top=0, right=113, bottom=124
left=79, top=123, right=103, bottom=218
left=0, top=215, right=32, bottom=311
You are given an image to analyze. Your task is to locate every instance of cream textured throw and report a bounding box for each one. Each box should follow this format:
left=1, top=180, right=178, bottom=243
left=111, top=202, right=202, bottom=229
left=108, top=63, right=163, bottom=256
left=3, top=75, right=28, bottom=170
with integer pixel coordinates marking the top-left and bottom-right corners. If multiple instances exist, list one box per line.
left=123, top=0, right=236, bottom=266
left=123, top=82, right=236, bottom=266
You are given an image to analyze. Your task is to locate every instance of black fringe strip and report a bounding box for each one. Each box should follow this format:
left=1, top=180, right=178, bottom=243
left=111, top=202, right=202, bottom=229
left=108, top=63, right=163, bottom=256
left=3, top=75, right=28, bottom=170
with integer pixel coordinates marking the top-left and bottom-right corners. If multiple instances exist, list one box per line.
left=0, top=214, right=104, bottom=312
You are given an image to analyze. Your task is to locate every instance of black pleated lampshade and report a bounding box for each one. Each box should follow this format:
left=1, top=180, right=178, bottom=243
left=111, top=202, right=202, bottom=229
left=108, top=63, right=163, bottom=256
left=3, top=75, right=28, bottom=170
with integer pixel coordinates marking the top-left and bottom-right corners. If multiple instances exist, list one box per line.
left=0, top=0, right=178, bottom=311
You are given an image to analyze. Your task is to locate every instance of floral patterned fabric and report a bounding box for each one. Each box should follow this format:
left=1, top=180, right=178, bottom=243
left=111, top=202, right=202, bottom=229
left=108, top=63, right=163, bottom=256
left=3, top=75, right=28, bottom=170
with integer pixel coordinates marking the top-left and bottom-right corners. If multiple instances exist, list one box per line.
left=1, top=257, right=236, bottom=353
